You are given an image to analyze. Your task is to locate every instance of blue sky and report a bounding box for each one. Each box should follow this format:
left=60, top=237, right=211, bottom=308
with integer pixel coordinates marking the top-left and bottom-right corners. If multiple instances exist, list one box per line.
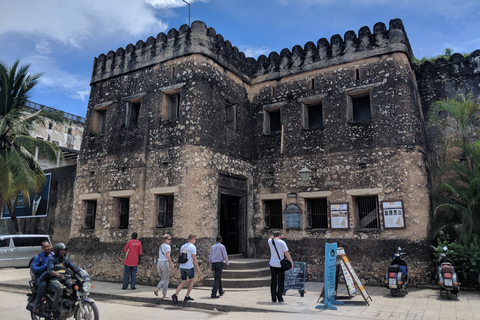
left=1, top=0, right=479, bottom=118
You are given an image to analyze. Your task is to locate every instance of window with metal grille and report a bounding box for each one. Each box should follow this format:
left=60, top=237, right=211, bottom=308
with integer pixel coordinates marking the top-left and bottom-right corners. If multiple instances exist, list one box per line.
left=306, top=198, right=328, bottom=228
left=264, top=199, right=282, bottom=229
left=126, top=101, right=141, bottom=127
left=356, top=196, right=380, bottom=229
left=157, top=195, right=173, bottom=228
left=84, top=200, right=97, bottom=229
left=118, top=198, right=129, bottom=229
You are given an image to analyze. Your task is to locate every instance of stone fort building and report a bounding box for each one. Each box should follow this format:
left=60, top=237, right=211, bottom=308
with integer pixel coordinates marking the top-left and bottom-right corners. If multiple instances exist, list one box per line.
left=69, top=18, right=480, bottom=285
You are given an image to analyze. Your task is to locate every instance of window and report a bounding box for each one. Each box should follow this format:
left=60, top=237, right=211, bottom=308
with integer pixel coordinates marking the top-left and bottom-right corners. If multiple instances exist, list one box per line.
left=355, top=195, right=380, bottom=229
left=0, top=238, right=10, bottom=247
left=167, top=93, right=180, bottom=120
left=348, top=91, right=371, bottom=123
left=306, top=198, right=328, bottom=228
left=30, top=236, right=49, bottom=246
left=84, top=200, right=97, bottom=229
left=67, top=128, right=72, bottom=135
left=125, top=100, right=141, bottom=127
left=303, top=102, right=323, bottom=129
left=156, top=195, right=174, bottom=228
left=92, top=107, right=107, bottom=134
left=226, top=103, right=237, bottom=129
left=118, top=198, right=129, bottom=229
left=12, top=237, right=31, bottom=247
left=264, top=199, right=282, bottom=229
left=264, top=108, right=281, bottom=134
left=48, top=122, right=53, bottom=130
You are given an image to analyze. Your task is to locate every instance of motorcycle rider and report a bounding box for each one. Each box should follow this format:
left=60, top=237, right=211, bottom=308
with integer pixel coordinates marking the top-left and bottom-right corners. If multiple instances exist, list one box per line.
left=28, top=240, right=53, bottom=313
left=47, top=243, right=81, bottom=317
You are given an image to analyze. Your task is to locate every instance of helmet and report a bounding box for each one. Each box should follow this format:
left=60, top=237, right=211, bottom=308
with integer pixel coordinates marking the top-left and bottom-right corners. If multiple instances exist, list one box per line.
left=53, top=243, right=67, bottom=255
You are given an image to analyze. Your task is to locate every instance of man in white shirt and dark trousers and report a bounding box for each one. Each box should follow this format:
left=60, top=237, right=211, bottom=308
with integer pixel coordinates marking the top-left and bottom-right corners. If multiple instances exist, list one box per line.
left=209, top=235, right=229, bottom=298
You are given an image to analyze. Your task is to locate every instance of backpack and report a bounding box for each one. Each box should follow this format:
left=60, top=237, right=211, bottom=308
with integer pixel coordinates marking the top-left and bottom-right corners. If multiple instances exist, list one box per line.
left=178, top=245, right=188, bottom=264
left=30, top=253, right=43, bottom=280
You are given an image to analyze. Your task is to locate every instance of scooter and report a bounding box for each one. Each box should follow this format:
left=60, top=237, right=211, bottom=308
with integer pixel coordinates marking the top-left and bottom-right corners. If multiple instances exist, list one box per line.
left=437, top=246, right=460, bottom=299
left=384, top=247, right=409, bottom=297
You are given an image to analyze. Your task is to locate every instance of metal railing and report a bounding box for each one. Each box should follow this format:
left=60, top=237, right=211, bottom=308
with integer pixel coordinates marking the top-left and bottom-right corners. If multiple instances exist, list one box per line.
left=24, top=100, right=85, bottom=124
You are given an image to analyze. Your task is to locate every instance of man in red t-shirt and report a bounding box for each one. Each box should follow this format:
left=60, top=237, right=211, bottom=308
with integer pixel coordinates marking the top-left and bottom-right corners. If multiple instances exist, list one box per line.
left=122, top=232, right=143, bottom=290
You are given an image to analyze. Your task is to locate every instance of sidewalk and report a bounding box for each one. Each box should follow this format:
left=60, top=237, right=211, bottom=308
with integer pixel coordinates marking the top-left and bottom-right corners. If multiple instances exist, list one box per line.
left=1, top=268, right=479, bottom=319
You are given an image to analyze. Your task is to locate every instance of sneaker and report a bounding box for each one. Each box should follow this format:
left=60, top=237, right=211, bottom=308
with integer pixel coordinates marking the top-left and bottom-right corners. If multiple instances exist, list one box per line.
left=278, top=298, right=284, bottom=303
left=172, top=294, right=178, bottom=305
left=211, top=295, right=220, bottom=299
left=219, top=290, right=225, bottom=296
left=184, top=296, right=194, bottom=302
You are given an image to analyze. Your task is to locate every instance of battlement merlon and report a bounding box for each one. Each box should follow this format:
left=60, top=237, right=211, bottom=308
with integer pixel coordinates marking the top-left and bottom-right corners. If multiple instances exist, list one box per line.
left=90, top=18, right=414, bottom=85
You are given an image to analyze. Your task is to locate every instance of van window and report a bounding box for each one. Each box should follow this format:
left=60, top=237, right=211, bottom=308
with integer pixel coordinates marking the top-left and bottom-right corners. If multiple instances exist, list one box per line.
left=0, top=238, right=10, bottom=247
left=13, top=237, right=31, bottom=247
left=31, top=237, right=49, bottom=246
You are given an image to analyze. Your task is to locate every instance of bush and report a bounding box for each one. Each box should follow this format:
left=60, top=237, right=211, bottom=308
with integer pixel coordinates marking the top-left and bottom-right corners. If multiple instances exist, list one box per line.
left=431, top=232, right=480, bottom=288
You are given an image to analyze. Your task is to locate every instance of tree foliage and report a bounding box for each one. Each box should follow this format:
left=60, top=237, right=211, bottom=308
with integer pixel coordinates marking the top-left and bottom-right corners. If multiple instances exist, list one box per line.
left=0, top=59, right=64, bottom=233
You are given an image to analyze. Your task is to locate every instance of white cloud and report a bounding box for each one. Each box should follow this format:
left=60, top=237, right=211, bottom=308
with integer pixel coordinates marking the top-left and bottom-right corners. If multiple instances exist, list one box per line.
left=35, top=40, right=52, bottom=55
left=72, top=90, right=91, bottom=102
left=240, top=46, right=271, bottom=59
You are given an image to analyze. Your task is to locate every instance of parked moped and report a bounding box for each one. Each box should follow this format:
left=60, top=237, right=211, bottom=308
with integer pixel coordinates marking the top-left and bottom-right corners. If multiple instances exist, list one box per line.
left=384, top=247, right=409, bottom=297
left=436, top=246, right=460, bottom=299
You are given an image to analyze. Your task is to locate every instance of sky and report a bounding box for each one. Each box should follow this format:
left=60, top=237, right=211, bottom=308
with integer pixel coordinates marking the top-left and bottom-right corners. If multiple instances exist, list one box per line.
left=1, top=0, right=479, bottom=118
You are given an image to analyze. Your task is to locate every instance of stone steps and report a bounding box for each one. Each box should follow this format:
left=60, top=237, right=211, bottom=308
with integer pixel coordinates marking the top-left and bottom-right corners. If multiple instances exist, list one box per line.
left=203, top=257, right=270, bottom=288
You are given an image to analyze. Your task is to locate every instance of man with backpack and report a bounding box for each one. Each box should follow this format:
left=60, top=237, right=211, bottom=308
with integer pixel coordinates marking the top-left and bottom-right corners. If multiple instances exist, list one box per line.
left=28, top=240, right=53, bottom=313
left=171, top=234, right=200, bottom=304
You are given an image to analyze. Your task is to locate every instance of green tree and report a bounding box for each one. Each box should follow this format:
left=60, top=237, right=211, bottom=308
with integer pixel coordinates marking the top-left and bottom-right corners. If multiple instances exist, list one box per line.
left=0, top=59, right=64, bottom=233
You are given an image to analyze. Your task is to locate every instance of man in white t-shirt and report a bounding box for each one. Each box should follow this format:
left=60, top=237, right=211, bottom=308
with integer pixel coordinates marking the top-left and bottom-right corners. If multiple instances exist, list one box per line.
left=154, top=234, right=174, bottom=299
left=171, top=234, right=200, bottom=304
left=268, top=231, right=293, bottom=303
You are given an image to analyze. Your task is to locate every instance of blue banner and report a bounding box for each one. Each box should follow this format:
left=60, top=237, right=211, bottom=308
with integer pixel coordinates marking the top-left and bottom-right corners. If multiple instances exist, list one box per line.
left=316, top=242, right=343, bottom=310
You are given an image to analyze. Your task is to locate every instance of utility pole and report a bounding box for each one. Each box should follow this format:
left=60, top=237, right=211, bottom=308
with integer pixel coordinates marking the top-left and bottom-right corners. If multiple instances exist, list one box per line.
left=181, top=0, right=191, bottom=26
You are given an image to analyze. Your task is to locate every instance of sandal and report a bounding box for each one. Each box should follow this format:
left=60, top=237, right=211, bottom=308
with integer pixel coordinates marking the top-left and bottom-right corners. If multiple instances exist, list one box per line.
left=154, top=290, right=158, bottom=297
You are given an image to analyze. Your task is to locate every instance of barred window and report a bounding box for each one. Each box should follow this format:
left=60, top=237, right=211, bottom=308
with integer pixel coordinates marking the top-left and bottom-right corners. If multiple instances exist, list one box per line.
left=157, top=195, right=174, bottom=228
left=356, top=196, right=380, bottom=229
left=126, top=101, right=141, bottom=127
left=264, top=200, right=282, bottom=229
left=118, top=198, right=129, bottom=229
left=306, top=198, right=328, bottom=228
left=84, top=200, right=97, bottom=229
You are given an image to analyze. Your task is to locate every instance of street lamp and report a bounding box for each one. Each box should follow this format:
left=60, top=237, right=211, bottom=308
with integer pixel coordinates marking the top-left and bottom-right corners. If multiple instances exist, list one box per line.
left=298, top=166, right=312, bottom=182
left=181, top=0, right=191, bottom=26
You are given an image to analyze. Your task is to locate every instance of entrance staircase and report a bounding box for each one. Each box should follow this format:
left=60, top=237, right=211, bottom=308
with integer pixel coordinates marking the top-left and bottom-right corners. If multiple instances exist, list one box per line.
left=203, top=254, right=270, bottom=288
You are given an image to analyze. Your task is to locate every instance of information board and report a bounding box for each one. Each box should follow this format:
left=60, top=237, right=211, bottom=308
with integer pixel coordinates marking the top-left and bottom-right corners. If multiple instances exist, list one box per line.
left=283, top=261, right=306, bottom=296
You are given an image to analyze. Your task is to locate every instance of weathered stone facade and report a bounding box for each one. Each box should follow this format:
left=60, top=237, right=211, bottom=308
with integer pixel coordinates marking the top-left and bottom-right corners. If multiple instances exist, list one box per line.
left=68, top=19, right=480, bottom=286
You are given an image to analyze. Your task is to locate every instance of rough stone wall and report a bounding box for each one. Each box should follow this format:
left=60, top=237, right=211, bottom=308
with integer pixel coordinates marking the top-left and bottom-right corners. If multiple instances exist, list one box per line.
left=0, top=165, right=77, bottom=245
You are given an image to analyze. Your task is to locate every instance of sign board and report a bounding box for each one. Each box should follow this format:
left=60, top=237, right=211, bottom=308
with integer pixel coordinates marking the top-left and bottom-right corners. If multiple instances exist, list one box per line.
left=382, top=201, right=405, bottom=229
left=283, top=262, right=306, bottom=296
left=330, top=203, right=349, bottom=229
left=338, top=254, right=372, bottom=305
left=316, top=242, right=343, bottom=310
left=340, top=259, right=356, bottom=296
left=285, top=212, right=302, bottom=229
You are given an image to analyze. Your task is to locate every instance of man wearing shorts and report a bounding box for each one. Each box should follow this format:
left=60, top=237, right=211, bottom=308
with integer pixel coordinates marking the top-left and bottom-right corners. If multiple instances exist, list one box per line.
left=172, top=234, right=200, bottom=304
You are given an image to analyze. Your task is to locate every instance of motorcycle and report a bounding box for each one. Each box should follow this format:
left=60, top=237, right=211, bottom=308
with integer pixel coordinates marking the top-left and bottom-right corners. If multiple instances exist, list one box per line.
left=384, top=247, right=409, bottom=297
left=26, top=266, right=98, bottom=320
left=436, top=246, right=460, bottom=299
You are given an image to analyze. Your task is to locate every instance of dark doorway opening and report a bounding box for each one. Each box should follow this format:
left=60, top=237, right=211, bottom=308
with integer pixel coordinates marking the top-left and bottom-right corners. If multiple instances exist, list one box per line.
left=220, top=194, right=241, bottom=254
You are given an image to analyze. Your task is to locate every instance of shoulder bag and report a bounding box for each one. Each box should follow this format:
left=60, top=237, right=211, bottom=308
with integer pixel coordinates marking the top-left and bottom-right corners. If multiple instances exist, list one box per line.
left=178, top=244, right=188, bottom=264
left=272, top=239, right=292, bottom=271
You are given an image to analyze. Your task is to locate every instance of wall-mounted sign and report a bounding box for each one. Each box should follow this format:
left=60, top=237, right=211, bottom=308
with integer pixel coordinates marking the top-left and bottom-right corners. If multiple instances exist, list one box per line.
left=284, top=203, right=302, bottom=230
left=1, top=173, right=51, bottom=219
left=330, top=203, right=349, bottom=229
left=382, top=201, right=405, bottom=229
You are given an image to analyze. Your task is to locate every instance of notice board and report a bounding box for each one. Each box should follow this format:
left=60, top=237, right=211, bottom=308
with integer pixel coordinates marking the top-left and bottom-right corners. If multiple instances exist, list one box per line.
left=283, top=261, right=306, bottom=297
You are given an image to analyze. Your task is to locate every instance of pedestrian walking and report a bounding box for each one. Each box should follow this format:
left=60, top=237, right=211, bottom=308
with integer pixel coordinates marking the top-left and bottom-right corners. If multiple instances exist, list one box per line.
left=171, top=234, right=200, bottom=304
left=154, top=234, right=174, bottom=299
left=122, top=232, right=143, bottom=290
left=209, top=235, right=229, bottom=298
left=268, top=231, right=293, bottom=303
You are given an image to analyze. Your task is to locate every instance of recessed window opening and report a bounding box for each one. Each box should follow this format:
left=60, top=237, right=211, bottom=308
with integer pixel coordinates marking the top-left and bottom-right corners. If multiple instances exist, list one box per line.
left=310, top=79, right=315, bottom=90
left=67, top=128, right=72, bottom=135
left=356, top=195, right=380, bottom=229
left=303, top=102, right=323, bottom=129
left=348, top=91, right=371, bottom=123
left=157, top=195, right=174, bottom=228
left=264, top=108, right=281, bottom=134
left=84, top=200, right=97, bottom=229
left=118, top=198, right=129, bottom=229
left=306, top=198, right=328, bottom=228
left=355, top=68, right=360, bottom=81
left=226, top=102, right=237, bottom=130
left=264, top=199, right=282, bottom=229
left=271, top=87, right=276, bottom=96
left=126, top=101, right=141, bottom=127
left=168, top=93, right=180, bottom=120
left=171, top=67, right=176, bottom=78
left=48, top=122, right=53, bottom=130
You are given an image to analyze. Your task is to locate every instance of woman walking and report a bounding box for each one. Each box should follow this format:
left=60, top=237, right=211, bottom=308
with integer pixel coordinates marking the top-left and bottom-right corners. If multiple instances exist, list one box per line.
left=268, top=231, right=293, bottom=303
left=154, top=234, right=174, bottom=299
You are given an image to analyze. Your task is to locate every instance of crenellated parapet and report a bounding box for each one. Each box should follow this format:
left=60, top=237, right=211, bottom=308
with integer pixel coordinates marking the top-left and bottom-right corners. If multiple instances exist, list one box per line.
left=91, top=18, right=414, bottom=84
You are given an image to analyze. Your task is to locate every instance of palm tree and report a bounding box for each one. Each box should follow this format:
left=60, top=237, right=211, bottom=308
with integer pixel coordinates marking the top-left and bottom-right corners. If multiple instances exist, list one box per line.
left=0, top=59, right=64, bottom=233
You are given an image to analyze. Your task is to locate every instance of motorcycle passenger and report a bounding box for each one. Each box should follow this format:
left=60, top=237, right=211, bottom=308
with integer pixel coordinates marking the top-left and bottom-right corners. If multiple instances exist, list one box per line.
left=28, top=240, right=53, bottom=313
left=47, top=243, right=81, bottom=317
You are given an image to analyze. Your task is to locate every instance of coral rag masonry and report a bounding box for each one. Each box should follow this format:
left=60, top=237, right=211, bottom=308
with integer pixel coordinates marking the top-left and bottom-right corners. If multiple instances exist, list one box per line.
left=68, top=18, right=480, bottom=286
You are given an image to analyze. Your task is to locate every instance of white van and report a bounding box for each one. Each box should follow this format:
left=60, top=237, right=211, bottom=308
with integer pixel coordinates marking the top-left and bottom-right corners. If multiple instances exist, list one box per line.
left=0, top=234, right=52, bottom=268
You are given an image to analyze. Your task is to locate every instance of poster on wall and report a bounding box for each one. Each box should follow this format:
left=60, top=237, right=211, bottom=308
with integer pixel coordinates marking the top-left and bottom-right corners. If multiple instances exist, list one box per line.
left=382, top=201, right=405, bottom=229
left=330, top=203, right=349, bottom=229
left=1, top=173, right=51, bottom=219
